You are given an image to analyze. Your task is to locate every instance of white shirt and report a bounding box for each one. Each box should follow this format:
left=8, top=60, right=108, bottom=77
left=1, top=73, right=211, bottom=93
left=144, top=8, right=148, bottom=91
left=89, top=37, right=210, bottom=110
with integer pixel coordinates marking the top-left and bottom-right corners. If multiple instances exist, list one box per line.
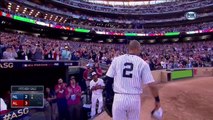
left=90, top=78, right=105, bottom=95
left=106, top=54, right=154, bottom=94
left=0, top=98, right=7, bottom=111
left=161, top=61, right=167, bottom=69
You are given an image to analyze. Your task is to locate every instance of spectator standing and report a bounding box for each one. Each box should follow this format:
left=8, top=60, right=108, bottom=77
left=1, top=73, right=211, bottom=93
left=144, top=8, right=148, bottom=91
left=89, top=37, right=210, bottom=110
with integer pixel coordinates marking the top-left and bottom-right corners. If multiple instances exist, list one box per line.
left=61, top=46, right=71, bottom=60
left=44, top=87, right=58, bottom=120
left=83, top=64, right=94, bottom=87
left=90, top=72, right=105, bottom=118
left=32, top=44, right=44, bottom=60
left=52, top=48, right=61, bottom=60
left=0, top=41, right=4, bottom=59
left=94, top=62, right=103, bottom=77
left=71, top=51, right=80, bottom=60
left=44, top=47, right=54, bottom=60
left=17, top=45, right=32, bottom=60
left=54, top=78, right=68, bottom=120
left=65, top=76, right=82, bottom=120
left=3, top=46, right=17, bottom=60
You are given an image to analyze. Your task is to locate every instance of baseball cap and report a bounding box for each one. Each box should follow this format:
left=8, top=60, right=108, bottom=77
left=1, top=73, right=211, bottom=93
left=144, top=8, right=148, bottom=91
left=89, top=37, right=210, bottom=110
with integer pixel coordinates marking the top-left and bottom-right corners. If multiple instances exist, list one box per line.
left=92, top=72, right=97, bottom=76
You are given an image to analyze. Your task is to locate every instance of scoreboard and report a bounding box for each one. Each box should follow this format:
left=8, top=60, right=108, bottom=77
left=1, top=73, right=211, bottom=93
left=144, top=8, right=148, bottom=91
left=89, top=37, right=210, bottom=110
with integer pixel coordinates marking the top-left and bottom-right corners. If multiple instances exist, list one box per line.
left=11, top=86, right=44, bottom=108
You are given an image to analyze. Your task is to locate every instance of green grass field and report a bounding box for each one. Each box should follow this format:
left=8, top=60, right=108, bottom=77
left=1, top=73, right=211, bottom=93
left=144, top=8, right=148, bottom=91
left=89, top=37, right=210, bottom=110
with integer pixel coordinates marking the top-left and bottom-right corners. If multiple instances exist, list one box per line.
left=171, top=70, right=193, bottom=80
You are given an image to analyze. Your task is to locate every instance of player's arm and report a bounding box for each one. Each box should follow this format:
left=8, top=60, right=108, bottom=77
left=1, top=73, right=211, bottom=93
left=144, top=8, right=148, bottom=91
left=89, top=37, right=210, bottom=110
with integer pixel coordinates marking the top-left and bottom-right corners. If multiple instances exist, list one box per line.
left=90, top=86, right=97, bottom=91
left=105, top=58, right=116, bottom=93
left=142, top=63, right=161, bottom=110
left=98, top=85, right=105, bottom=89
left=148, top=83, right=160, bottom=109
left=104, top=58, right=116, bottom=117
left=97, top=79, right=105, bottom=89
left=90, top=82, right=97, bottom=91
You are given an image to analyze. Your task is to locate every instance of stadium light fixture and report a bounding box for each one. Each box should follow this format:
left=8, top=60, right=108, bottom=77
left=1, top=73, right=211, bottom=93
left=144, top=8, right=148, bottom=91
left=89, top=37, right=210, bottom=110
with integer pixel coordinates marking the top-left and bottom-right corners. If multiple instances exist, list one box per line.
left=172, top=38, right=179, bottom=42
left=54, top=16, right=58, bottom=21
left=23, top=9, right=27, bottom=14
left=59, top=17, right=63, bottom=22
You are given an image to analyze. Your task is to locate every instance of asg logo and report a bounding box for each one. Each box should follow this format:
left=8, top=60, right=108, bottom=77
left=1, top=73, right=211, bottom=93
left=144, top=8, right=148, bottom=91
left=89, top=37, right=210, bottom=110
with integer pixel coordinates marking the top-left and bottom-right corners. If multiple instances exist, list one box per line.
left=0, top=63, right=13, bottom=69
left=2, top=108, right=29, bottom=120
left=185, top=11, right=197, bottom=20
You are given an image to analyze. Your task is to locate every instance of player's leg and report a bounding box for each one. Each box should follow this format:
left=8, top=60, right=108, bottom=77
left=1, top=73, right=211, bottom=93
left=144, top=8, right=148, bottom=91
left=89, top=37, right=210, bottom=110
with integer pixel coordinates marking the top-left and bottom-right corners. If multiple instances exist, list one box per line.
left=112, top=94, right=127, bottom=120
left=97, top=95, right=103, bottom=114
left=127, top=96, right=141, bottom=120
left=90, top=95, right=98, bottom=117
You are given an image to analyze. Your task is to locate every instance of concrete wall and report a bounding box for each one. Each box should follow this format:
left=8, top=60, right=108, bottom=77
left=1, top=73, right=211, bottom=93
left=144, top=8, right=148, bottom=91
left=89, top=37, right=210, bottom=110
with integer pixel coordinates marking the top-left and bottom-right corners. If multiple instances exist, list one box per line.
left=193, top=67, right=213, bottom=77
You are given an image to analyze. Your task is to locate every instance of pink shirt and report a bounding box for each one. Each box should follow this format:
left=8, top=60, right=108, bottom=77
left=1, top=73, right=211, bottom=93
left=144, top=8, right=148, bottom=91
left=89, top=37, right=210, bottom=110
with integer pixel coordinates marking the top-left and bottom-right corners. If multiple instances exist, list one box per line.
left=55, top=83, right=67, bottom=99
left=65, top=85, right=81, bottom=106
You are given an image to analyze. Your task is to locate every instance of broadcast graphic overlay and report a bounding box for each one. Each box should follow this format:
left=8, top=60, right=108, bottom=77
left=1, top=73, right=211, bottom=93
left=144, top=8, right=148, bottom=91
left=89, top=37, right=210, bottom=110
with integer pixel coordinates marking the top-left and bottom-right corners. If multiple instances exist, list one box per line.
left=11, top=86, right=44, bottom=108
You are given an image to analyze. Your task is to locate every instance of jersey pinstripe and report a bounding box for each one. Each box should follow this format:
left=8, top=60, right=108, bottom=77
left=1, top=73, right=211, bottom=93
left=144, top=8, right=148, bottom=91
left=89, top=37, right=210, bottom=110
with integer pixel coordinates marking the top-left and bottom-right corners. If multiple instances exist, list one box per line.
left=106, top=54, right=154, bottom=94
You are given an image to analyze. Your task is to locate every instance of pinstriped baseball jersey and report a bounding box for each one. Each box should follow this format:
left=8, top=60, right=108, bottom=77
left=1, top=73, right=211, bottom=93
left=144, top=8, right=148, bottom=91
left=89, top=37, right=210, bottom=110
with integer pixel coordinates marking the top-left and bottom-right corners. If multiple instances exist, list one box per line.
left=106, top=54, right=154, bottom=94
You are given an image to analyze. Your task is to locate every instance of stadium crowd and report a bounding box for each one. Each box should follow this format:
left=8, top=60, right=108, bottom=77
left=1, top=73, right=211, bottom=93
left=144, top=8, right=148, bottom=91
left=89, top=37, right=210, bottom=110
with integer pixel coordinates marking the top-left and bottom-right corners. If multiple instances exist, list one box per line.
left=55, top=0, right=212, bottom=14
left=0, top=32, right=213, bottom=70
left=4, top=0, right=213, bottom=31
left=1, top=7, right=213, bottom=34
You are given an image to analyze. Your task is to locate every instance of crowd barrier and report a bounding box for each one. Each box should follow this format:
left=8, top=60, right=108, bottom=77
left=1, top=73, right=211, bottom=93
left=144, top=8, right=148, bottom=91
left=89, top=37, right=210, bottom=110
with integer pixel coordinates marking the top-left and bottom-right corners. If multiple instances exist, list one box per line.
left=151, top=67, right=213, bottom=83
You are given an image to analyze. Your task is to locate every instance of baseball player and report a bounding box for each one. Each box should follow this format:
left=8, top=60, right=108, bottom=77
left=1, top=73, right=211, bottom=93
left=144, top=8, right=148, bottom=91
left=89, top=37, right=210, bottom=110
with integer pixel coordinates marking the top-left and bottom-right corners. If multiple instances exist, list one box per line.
left=90, top=72, right=105, bottom=118
left=106, top=40, right=161, bottom=120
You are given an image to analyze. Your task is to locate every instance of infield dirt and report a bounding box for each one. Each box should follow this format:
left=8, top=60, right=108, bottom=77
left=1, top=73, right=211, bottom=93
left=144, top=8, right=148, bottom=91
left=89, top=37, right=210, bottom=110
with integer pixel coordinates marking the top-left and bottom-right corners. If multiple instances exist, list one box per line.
left=94, top=77, right=213, bottom=120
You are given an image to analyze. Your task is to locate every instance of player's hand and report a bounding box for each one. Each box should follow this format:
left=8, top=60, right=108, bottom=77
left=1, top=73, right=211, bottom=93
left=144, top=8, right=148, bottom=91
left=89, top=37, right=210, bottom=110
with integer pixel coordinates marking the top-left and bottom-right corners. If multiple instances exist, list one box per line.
left=151, top=102, right=163, bottom=120
left=92, top=86, right=98, bottom=90
left=152, top=102, right=161, bottom=113
left=97, top=85, right=102, bottom=89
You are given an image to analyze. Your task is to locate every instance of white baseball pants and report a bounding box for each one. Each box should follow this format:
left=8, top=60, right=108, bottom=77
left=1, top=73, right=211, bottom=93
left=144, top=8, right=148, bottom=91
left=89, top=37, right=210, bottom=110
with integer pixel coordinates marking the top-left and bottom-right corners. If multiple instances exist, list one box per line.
left=112, top=94, right=141, bottom=120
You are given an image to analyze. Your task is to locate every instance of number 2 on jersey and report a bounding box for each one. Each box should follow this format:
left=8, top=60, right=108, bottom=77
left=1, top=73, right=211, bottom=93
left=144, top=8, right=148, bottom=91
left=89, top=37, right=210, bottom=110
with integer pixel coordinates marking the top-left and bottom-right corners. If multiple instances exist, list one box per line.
left=122, top=63, right=133, bottom=78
